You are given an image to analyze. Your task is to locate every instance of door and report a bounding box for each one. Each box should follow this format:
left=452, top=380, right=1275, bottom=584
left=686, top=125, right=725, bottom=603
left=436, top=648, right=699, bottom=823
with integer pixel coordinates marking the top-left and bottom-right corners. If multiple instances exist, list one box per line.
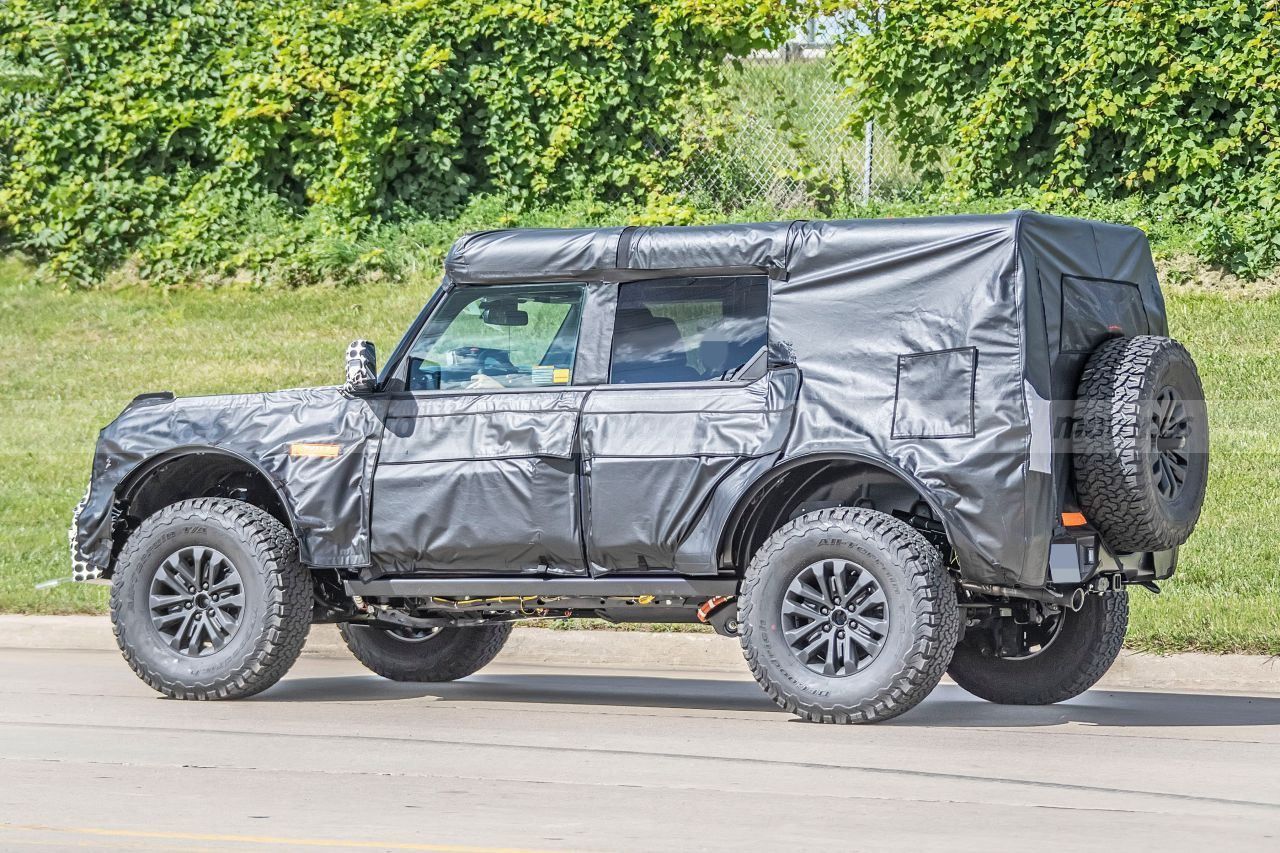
left=370, top=282, right=590, bottom=575
left=578, top=274, right=796, bottom=573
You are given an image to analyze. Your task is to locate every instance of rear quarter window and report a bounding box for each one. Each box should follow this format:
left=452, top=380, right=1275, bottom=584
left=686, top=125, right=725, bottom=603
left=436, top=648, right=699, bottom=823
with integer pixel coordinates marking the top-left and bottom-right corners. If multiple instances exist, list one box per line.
left=1060, top=275, right=1150, bottom=354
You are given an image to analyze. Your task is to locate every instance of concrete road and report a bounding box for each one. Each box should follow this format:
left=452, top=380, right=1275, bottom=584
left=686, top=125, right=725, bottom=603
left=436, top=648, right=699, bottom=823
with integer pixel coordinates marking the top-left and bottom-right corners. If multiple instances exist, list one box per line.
left=0, top=648, right=1277, bottom=852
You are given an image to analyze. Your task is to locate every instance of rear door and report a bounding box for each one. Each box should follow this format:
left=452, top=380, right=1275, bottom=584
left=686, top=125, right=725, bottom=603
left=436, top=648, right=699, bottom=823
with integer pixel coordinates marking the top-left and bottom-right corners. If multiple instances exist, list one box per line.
left=578, top=275, right=796, bottom=573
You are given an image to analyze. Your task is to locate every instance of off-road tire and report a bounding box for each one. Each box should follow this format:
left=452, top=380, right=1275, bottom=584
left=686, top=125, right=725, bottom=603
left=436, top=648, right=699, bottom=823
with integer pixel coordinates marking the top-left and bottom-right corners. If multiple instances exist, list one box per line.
left=110, top=498, right=311, bottom=700
left=738, top=508, right=960, bottom=724
left=1073, top=335, right=1208, bottom=552
left=948, top=590, right=1129, bottom=705
left=339, top=622, right=513, bottom=682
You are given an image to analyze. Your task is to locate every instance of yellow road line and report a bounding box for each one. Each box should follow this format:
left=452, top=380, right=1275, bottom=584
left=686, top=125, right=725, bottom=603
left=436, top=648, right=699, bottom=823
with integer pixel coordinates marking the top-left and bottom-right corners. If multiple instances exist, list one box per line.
left=0, top=824, right=569, bottom=853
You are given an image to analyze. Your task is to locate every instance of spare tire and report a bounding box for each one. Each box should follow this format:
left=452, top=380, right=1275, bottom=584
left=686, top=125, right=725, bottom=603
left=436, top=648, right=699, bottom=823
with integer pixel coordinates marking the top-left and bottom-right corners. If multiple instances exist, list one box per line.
left=1072, top=335, right=1208, bottom=552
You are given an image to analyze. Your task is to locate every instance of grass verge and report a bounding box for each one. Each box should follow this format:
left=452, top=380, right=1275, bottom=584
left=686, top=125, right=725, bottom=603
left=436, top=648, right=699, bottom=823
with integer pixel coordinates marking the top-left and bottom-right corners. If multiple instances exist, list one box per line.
left=1, top=255, right=1276, bottom=653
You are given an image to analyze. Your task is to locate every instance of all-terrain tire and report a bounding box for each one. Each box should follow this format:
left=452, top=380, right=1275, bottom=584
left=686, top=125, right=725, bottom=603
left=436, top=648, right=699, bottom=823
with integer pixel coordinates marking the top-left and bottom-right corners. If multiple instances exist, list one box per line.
left=738, top=508, right=960, bottom=724
left=110, top=498, right=311, bottom=700
left=1073, top=335, right=1208, bottom=552
left=339, top=622, right=513, bottom=682
left=948, top=590, right=1129, bottom=705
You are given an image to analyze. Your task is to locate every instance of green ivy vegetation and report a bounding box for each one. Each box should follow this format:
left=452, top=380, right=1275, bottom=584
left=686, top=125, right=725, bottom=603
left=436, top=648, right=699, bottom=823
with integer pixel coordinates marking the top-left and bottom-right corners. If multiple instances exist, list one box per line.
left=834, top=0, right=1280, bottom=276
left=0, top=0, right=796, bottom=285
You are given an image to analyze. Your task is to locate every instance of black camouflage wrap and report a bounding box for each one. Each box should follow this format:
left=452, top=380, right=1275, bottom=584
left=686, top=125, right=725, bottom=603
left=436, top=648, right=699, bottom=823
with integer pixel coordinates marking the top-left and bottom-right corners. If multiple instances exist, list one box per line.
left=72, top=388, right=383, bottom=575
left=72, top=212, right=1167, bottom=590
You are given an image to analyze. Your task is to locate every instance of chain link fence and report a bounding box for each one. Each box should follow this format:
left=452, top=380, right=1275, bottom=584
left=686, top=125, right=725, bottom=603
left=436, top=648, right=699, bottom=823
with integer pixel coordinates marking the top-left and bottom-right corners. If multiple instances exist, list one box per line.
left=662, top=20, right=915, bottom=210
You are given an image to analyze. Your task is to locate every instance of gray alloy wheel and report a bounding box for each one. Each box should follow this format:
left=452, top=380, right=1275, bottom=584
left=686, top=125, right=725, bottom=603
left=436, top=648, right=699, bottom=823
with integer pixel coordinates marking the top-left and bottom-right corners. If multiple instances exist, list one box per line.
left=782, top=559, right=889, bottom=677
left=111, top=498, right=311, bottom=700
left=739, top=507, right=959, bottom=724
left=147, top=546, right=246, bottom=657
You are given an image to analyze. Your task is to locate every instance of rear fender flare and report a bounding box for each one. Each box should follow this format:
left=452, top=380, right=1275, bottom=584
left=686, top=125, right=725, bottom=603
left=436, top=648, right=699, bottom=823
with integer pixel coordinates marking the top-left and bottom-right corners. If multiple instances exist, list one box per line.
left=718, top=451, right=959, bottom=571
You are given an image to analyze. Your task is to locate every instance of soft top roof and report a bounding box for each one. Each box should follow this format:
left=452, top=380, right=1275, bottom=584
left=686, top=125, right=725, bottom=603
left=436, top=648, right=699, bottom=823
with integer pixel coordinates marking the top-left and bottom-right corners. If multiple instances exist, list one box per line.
left=442, top=212, right=1149, bottom=285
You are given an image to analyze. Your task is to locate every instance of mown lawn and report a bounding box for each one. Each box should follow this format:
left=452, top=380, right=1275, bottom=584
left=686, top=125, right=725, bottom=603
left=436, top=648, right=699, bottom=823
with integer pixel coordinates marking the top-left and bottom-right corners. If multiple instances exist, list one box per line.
left=1, top=259, right=1276, bottom=653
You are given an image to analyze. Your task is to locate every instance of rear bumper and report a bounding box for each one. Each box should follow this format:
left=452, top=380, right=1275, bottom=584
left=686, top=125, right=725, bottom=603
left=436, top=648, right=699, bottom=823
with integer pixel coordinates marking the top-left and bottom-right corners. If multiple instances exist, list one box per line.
left=1048, top=527, right=1177, bottom=586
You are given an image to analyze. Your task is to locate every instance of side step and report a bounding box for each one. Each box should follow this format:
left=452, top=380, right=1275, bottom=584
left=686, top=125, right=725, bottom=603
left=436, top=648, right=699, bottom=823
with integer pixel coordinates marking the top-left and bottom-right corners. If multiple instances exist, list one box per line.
left=345, top=576, right=739, bottom=599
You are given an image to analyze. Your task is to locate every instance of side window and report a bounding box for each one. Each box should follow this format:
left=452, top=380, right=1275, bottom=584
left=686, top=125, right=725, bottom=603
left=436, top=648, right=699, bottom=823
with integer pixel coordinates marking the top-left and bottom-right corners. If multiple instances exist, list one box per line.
left=406, top=284, right=585, bottom=391
left=609, top=275, right=768, bottom=385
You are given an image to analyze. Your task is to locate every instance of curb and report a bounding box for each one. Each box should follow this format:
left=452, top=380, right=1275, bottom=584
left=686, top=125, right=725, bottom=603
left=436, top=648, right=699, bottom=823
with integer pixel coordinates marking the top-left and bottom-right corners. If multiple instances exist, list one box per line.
left=2, top=615, right=1277, bottom=694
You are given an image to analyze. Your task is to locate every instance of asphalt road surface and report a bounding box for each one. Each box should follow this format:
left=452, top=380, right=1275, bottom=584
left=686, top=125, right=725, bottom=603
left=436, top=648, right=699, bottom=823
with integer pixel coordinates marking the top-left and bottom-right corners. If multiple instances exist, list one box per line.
left=1, top=647, right=1277, bottom=852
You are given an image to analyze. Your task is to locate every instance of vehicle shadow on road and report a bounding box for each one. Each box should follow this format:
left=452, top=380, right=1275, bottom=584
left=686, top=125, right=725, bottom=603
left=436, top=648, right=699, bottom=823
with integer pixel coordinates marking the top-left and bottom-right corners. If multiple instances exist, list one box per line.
left=258, top=671, right=782, bottom=713
left=258, top=673, right=1280, bottom=727
left=899, top=684, right=1280, bottom=728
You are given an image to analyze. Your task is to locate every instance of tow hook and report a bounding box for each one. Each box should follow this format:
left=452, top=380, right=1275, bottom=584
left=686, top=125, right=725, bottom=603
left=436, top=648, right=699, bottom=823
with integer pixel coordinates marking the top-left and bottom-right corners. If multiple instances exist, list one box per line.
left=697, top=596, right=739, bottom=637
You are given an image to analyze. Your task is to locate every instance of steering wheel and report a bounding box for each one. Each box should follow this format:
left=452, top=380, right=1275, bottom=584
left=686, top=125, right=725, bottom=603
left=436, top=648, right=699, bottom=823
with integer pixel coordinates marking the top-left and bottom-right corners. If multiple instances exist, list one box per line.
left=448, top=346, right=518, bottom=376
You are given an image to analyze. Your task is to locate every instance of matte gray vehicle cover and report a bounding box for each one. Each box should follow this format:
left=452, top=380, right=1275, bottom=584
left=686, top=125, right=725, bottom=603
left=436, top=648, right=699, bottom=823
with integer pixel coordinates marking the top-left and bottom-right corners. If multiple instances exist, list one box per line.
left=72, top=388, right=382, bottom=575
left=72, top=212, right=1165, bottom=590
left=446, top=212, right=1166, bottom=587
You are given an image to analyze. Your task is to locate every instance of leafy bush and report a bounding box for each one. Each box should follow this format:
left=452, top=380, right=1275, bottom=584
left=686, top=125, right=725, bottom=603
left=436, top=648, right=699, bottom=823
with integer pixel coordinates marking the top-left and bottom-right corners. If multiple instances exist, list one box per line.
left=0, top=0, right=795, bottom=285
left=834, top=1, right=1280, bottom=275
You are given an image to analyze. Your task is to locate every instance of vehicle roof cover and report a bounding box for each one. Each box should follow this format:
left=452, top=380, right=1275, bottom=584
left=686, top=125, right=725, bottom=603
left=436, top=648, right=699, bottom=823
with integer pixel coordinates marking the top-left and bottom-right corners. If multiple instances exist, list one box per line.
left=445, top=213, right=1167, bottom=587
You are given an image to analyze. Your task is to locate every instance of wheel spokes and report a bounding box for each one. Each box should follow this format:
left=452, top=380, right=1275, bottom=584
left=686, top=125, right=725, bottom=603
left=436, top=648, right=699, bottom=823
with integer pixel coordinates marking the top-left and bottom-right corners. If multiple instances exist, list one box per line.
left=149, top=546, right=244, bottom=657
left=1149, top=386, right=1193, bottom=500
left=782, top=559, right=889, bottom=677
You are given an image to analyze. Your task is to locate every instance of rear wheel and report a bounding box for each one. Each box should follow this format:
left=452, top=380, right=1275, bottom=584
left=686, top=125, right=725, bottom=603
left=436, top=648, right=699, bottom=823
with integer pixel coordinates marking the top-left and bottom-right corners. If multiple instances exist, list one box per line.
left=339, top=622, right=513, bottom=682
left=948, top=591, right=1128, bottom=705
left=738, top=508, right=959, bottom=724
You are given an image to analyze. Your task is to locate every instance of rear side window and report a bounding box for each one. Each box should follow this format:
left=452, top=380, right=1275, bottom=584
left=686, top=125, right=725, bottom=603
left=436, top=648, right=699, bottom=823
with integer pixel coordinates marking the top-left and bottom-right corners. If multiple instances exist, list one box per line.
left=609, top=275, right=768, bottom=384
left=1060, top=275, right=1150, bottom=353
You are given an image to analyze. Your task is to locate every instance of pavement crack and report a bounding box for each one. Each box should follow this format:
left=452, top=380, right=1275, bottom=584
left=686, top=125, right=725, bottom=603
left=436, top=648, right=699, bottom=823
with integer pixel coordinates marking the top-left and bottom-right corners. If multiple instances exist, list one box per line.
left=0, top=755, right=1227, bottom=820
left=1, top=720, right=1277, bottom=813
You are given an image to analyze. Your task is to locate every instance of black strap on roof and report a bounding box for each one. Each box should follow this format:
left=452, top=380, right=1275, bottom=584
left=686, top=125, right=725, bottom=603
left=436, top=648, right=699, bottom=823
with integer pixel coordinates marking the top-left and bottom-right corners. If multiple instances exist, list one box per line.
left=616, top=225, right=638, bottom=270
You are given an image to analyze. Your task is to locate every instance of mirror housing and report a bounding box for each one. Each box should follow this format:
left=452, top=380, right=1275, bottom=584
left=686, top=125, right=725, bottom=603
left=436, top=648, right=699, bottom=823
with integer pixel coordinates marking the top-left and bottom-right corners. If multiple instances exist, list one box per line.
left=480, top=298, right=528, bottom=327
left=343, top=340, right=377, bottom=395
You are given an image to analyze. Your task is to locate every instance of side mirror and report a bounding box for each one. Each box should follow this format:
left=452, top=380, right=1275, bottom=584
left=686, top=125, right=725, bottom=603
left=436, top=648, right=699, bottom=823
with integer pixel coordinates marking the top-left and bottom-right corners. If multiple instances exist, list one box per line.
left=344, top=340, right=377, bottom=395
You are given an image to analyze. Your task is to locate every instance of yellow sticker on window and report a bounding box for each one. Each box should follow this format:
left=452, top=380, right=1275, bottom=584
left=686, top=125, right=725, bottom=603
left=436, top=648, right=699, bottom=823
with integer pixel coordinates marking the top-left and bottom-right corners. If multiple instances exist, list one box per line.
left=553, top=368, right=571, bottom=384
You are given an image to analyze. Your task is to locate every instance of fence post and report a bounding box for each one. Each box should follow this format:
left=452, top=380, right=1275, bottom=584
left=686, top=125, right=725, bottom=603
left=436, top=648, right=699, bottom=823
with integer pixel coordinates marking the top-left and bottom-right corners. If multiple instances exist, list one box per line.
left=862, top=119, right=874, bottom=204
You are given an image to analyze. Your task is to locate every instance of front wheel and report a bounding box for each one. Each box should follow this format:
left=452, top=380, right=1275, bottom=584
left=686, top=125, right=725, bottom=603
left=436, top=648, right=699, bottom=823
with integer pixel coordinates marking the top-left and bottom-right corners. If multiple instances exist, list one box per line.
left=738, top=508, right=960, bottom=724
left=339, top=622, right=513, bottom=682
left=110, top=498, right=312, bottom=700
left=947, top=591, right=1129, bottom=705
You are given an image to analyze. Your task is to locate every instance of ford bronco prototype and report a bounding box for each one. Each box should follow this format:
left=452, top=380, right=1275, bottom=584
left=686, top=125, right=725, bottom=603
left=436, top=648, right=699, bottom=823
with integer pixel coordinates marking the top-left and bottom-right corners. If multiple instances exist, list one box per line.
left=70, top=213, right=1207, bottom=723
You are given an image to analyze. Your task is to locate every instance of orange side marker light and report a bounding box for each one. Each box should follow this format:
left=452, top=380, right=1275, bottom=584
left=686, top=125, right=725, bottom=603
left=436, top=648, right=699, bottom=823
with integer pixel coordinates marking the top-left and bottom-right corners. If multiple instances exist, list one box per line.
left=290, top=442, right=341, bottom=458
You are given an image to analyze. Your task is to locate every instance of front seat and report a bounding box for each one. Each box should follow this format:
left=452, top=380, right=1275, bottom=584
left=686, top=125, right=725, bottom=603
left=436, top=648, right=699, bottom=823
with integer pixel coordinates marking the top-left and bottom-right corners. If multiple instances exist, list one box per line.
left=698, top=333, right=766, bottom=380
left=611, top=308, right=700, bottom=384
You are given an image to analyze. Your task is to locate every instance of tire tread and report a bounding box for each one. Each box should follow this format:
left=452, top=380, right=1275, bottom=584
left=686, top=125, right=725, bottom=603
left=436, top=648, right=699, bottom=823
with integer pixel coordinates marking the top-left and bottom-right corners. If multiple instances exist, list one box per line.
left=948, top=591, right=1129, bottom=705
left=1073, top=335, right=1206, bottom=551
left=338, top=622, right=513, bottom=682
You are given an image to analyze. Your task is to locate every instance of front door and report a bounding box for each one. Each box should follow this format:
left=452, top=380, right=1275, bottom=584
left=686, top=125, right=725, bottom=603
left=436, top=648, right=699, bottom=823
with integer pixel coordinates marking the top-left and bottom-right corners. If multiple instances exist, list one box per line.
left=578, top=274, right=794, bottom=573
left=370, top=282, right=589, bottom=575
